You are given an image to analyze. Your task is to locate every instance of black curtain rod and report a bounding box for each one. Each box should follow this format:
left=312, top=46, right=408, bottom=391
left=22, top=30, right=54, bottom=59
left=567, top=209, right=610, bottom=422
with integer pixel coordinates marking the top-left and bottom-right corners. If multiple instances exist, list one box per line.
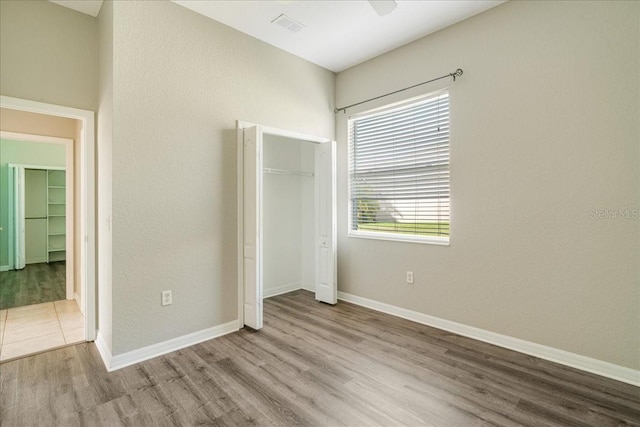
left=334, top=68, right=463, bottom=114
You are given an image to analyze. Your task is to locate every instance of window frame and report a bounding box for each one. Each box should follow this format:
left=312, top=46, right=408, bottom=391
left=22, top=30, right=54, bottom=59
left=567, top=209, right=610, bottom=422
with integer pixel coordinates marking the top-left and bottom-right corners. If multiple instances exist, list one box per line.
left=347, top=90, right=451, bottom=246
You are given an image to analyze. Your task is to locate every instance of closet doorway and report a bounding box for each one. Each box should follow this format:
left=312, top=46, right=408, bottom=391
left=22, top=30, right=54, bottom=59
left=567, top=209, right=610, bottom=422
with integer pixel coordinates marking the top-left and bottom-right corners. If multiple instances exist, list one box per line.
left=5, top=135, right=74, bottom=297
left=237, top=121, right=337, bottom=330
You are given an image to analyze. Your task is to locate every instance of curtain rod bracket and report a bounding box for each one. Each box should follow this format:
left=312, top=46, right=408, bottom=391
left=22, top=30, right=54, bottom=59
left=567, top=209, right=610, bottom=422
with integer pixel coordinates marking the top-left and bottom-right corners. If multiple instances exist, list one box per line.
left=334, top=68, right=463, bottom=114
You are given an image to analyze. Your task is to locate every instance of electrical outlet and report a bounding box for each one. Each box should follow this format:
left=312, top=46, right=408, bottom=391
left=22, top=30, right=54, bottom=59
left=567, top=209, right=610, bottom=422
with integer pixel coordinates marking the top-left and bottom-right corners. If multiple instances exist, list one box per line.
left=161, top=290, right=172, bottom=306
left=406, top=271, right=414, bottom=284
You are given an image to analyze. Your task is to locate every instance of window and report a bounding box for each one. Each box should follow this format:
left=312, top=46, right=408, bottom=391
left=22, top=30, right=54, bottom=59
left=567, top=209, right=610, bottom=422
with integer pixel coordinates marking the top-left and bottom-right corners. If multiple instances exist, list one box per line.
left=348, top=91, right=450, bottom=245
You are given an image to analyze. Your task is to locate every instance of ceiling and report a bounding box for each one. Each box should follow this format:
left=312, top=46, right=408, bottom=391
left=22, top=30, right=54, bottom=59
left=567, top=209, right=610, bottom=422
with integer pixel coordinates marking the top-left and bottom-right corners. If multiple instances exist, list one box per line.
left=48, top=0, right=505, bottom=73
left=173, top=1, right=505, bottom=72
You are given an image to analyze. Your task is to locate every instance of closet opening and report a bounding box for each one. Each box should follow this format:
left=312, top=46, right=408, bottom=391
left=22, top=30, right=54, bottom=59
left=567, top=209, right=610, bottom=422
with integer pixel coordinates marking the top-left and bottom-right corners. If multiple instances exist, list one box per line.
left=12, top=166, right=70, bottom=270
left=237, top=121, right=336, bottom=331
left=1, top=131, right=74, bottom=296
left=263, top=135, right=316, bottom=299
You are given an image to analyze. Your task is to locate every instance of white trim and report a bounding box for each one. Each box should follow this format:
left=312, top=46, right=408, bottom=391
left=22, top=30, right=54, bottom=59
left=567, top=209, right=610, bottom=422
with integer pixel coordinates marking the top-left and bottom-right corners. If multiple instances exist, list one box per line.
left=97, top=320, right=240, bottom=372
left=1, top=96, right=96, bottom=343
left=94, top=331, right=112, bottom=371
left=74, top=292, right=83, bottom=315
left=236, top=123, right=245, bottom=329
left=347, top=89, right=450, bottom=121
left=26, top=257, right=48, bottom=264
left=0, top=265, right=9, bottom=272
left=0, top=131, right=72, bottom=145
left=264, top=283, right=303, bottom=299
left=6, top=163, right=66, bottom=170
left=338, top=291, right=640, bottom=387
left=237, top=120, right=331, bottom=145
left=348, top=230, right=450, bottom=246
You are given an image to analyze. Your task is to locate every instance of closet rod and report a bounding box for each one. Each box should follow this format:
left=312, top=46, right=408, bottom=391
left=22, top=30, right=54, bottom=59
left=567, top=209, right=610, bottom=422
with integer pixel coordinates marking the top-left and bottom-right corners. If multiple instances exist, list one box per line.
left=334, top=68, right=463, bottom=114
left=263, top=167, right=314, bottom=177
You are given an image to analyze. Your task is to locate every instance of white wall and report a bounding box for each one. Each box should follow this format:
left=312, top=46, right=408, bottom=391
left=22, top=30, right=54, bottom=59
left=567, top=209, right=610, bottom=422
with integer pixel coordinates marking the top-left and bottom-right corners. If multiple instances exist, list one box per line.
left=109, top=1, right=334, bottom=354
left=336, top=0, right=639, bottom=370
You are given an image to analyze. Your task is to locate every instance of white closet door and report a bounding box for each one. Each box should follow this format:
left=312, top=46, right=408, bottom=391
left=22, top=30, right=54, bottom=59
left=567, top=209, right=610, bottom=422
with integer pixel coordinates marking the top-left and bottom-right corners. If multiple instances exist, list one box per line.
left=243, top=126, right=264, bottom=329
left=314, top=141, right=337, bottom=304
left=13, top=166, right=26, bottom=270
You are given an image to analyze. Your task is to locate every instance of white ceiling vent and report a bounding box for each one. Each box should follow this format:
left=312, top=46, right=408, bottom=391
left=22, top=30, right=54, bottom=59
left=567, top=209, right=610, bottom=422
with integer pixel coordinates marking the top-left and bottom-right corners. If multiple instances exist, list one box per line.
left=368, top=0, right=398, bottom=17
left=271, top=14, right=305, bottom=33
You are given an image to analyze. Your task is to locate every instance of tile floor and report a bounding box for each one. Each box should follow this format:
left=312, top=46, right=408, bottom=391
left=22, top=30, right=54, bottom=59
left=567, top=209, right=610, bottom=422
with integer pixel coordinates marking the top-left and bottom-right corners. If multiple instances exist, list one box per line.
left=0, top=299, right=84, bottom=362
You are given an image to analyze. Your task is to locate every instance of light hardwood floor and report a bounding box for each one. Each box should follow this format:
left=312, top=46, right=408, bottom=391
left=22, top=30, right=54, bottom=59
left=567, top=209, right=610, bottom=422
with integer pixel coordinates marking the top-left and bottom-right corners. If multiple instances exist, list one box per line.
left=1, top=290, right=638, bottom=426
left=0, top=299, right=84, bottom=362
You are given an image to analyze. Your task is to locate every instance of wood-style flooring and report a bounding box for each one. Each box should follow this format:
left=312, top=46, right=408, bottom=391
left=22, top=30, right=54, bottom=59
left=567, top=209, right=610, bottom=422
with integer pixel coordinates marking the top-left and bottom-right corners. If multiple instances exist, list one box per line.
left=1, top=290, right=639, bottom=426
left=0, top=262, right=65, bottom=310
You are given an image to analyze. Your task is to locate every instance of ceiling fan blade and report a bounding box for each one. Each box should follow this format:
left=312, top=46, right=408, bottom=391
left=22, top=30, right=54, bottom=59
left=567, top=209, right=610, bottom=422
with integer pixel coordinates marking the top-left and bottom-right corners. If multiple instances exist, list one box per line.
left=368, top=0, right=398, bottom=17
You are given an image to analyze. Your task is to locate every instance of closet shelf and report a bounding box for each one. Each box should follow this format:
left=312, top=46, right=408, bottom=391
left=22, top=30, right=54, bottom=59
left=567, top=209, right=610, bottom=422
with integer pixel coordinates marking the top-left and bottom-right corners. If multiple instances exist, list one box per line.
left=263, top=167, right=314, bottom=177
left=47, top=169, right=66, bottom=263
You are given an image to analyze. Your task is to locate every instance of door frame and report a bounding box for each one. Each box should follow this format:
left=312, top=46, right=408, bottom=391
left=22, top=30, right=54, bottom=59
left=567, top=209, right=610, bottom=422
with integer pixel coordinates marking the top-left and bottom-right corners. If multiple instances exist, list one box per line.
left=236, top=120, right=333, bottom=328
left=0, top=134, right=73, bottom=298
left=0, top=95, right=96, bottom=342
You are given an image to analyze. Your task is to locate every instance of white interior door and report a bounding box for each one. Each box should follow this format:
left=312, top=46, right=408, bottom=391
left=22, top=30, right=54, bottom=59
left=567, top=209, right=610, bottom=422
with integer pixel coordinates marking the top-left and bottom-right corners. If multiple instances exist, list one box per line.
left=243, top=126, right=264, bottom=329
left=13, top=166, right=26, bottom=270
left=314, top=141, right=337, bottom=304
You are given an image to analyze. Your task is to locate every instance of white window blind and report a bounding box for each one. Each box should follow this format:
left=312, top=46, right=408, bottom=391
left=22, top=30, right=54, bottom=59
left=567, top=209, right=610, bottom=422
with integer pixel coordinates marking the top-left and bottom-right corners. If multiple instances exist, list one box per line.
left=348, top=91, right=450, bottom=244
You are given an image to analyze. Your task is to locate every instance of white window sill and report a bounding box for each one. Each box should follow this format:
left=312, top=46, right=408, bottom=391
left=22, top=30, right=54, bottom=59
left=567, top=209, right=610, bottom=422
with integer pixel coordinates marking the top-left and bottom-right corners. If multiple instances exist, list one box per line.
left=348, top=230, right=450, bottom=246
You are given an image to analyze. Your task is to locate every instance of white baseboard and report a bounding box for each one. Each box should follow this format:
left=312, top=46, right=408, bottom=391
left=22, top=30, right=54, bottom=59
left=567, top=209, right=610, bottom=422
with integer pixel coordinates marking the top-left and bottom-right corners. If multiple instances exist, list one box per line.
left=301, top=283, right=315, bottom=293
left=0, top=265, right=9, bottom=272
left=74, top=292, right=83, bottom=315
left=94, top=331, right=112, bottom=371
left=95, top=320, right=240, bottom=372
left=264, top=283, right=303, bottom=298
left=338, top=291, right=640, bottom=387
left=26, top=258, right=47, bottom=264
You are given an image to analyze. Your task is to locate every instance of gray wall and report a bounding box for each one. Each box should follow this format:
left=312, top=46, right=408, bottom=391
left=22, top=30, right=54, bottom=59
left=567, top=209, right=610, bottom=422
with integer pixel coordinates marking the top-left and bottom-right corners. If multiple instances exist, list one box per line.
left=336, top=0, right=639, bottom=370
left=108, top=1, right=335, bottom=354
left=0, top=0, right=98, bottom=111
